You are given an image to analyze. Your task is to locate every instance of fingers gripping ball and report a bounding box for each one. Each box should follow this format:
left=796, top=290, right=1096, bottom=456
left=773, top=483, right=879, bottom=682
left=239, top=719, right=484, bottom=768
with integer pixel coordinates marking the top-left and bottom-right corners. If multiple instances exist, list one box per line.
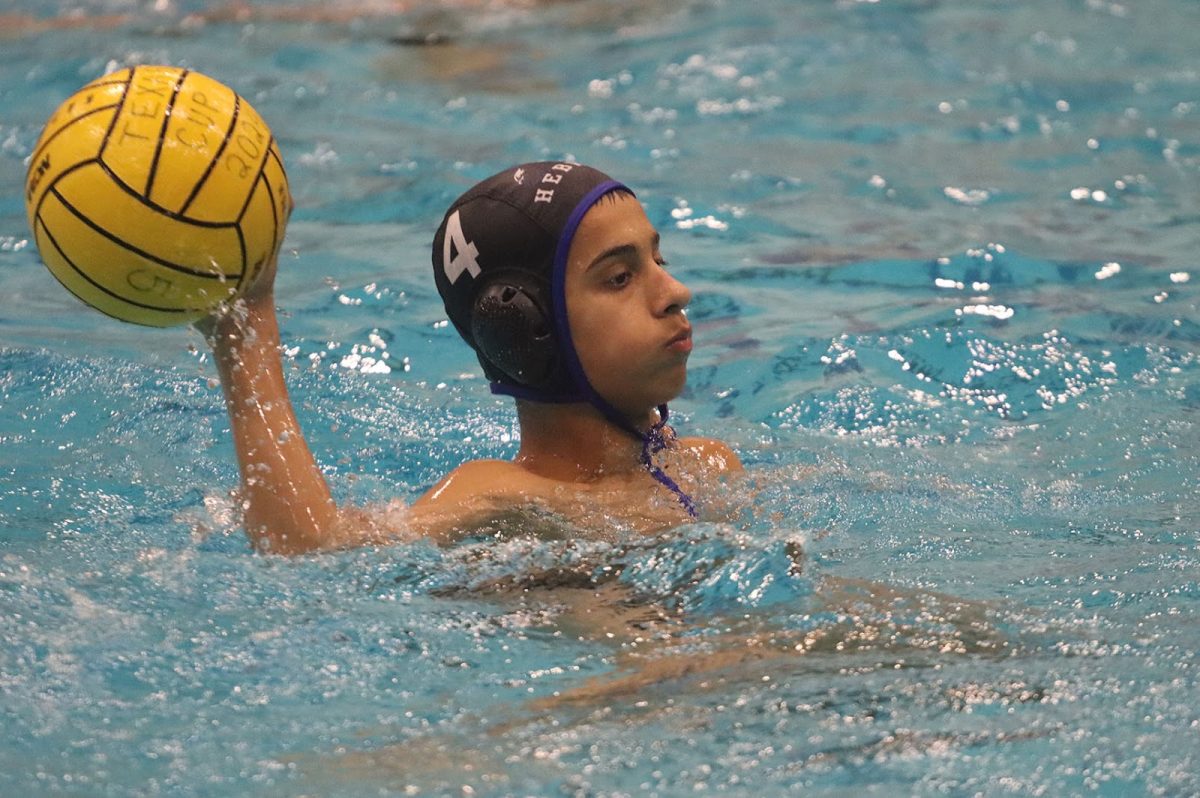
left=24, top=65, right=292, bottom=326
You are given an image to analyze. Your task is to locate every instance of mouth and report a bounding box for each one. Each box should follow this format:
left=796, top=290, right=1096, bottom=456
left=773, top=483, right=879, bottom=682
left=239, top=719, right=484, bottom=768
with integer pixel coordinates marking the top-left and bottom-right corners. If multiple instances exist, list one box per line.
left=666, top=327, right=693, bottom=354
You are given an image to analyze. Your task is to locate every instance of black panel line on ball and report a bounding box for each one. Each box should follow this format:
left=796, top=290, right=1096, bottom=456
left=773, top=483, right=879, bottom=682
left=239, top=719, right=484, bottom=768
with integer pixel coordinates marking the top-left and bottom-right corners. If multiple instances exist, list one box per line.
left=49, top=184, right=243, bottom=280
left=267, top=142, right=291, bottom=203
left=26, top=103, right=121, bottom=197
left=267, top=170, right=280, bottom=259
left=97, top=67, right=136, bottom=166
left=235, top=225, right=248, bottom=290
left=235, top=130, right=274, bottom=224
left=264, top=169, right=280, bottom=274
left=91, top=158, right=232, bottom=227
left=37, top=159, right=227, bottom=231
left=248, top=143, right=287, bottom=291
left=239, top=171, right=279, bottom=292
left=178, top=90, right=238, bottom=218
left=31, top=160, right=101, bottom=224
left=144, top=68, right=188, bottom=199
left=26, top=74, right=130, bottom=168
left=78, top=69, right=136, bottom=91
left=35, top=215, right=189, bottom=321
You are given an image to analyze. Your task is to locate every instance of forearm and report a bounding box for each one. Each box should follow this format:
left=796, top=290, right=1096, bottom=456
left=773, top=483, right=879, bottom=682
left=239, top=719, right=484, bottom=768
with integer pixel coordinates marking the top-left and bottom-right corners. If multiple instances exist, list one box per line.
left=207, top=295, right=339, bottom=553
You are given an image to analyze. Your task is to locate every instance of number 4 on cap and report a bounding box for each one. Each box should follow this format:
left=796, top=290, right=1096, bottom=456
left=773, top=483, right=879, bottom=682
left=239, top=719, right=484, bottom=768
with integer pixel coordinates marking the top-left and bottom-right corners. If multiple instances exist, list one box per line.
left=442, top=210, right=481, bottom=284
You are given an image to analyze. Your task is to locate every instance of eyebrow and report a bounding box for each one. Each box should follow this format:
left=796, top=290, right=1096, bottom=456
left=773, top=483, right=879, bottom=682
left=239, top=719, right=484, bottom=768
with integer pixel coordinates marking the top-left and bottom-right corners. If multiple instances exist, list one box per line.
left=586, top=231, right=661, bottom=272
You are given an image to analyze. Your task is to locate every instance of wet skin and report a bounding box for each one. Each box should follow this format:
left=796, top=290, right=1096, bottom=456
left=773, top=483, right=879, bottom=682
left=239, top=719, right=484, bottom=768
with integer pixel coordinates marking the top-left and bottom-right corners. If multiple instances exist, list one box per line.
left=565, top=192, right=694, bottom=420
left=204, top=191, right=741, bottom=553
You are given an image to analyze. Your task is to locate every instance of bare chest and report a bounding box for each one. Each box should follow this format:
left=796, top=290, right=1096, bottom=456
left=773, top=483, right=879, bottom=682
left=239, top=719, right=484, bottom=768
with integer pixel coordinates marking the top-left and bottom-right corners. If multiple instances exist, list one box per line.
left=453, top=465, right=709, bottom=543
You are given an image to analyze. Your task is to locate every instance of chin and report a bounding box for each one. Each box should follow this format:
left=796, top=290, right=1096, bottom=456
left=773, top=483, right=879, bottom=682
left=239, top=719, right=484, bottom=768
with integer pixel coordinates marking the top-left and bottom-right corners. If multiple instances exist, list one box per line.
left=662, top=367, right=689, bottom=402
left=602, top=367, right=688, bottom=417
left=646, top=380, right=687, bottom=410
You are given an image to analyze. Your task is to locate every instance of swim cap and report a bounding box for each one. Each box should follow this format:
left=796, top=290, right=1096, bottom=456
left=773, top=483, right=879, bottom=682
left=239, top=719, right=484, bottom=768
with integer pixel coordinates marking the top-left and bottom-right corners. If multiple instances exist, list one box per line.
left=432, top=161, right=630, bottom=402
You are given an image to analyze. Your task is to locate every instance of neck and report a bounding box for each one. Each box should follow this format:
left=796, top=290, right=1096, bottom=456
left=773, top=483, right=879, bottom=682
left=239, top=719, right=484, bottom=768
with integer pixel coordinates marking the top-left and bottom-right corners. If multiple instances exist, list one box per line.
left=513, top=400, right=658, bottom=481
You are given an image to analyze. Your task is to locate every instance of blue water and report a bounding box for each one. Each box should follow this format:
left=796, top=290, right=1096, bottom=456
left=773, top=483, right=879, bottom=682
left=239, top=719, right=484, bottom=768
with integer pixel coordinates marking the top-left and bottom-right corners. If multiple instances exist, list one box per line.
left=2, top=0, right=1199, bottom=794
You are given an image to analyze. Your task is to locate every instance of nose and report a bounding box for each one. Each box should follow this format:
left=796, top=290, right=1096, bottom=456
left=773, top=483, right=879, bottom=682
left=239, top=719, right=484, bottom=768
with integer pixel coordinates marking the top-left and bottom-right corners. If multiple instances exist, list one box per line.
left=656, top=264, right=692, bottom=317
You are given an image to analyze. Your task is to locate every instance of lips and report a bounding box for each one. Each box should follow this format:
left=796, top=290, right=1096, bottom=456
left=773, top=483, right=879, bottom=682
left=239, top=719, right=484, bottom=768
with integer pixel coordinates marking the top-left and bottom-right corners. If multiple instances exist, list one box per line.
left=666, top=327, right=693, bottom=353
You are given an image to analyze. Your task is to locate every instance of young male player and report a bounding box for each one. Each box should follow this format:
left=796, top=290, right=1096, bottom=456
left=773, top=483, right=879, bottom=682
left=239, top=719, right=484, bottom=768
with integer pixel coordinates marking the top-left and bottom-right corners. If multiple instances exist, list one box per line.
left=202, top=162, right=741, bottom=554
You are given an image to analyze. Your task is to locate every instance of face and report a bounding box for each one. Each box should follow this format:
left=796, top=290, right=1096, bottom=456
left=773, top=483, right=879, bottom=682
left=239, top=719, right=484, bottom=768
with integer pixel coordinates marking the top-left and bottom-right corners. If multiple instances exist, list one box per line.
left=565, top=192, right=693, bottom=420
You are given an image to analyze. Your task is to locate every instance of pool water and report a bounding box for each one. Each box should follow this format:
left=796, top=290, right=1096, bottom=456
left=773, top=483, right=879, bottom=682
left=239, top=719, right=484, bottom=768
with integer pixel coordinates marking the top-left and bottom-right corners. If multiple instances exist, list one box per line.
left=2, top=0, right=1199, bottom=794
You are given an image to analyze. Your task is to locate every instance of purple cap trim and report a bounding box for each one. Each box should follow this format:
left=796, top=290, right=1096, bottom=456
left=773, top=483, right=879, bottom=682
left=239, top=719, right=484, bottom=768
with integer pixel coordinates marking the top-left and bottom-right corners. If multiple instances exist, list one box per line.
left=550, top=179, right=636, bottom=434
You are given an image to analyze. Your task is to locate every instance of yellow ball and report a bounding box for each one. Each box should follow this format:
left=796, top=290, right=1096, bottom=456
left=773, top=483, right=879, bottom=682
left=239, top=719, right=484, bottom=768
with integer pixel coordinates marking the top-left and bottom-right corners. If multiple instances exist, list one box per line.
left=24, top=65, right=292, bottom=327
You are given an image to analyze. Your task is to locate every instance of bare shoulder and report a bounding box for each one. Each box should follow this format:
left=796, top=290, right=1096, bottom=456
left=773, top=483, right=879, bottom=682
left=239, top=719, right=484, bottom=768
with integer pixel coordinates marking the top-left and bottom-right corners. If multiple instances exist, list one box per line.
left=416, top=458, right=534, bottom=507
left=379, top=459, right=539, bottom=545
left=675, top=436, right=743, bottom=473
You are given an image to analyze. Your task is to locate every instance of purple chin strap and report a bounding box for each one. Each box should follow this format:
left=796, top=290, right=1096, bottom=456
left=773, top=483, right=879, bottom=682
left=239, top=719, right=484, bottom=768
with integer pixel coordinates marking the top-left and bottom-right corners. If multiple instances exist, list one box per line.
left=547, top=181, right=699, bottom=519
left=639, top=404, right=699, bottom=519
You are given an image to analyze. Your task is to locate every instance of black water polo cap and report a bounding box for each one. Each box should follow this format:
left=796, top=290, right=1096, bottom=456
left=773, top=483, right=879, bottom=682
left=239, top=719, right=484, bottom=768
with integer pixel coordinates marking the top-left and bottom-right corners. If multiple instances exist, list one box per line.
left=431, top=161, right=631, bottom=402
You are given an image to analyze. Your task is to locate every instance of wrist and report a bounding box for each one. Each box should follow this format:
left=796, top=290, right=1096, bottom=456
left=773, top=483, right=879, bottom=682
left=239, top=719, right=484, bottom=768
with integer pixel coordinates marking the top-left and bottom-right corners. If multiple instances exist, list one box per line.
left=203, top=293, right=280, bottom=361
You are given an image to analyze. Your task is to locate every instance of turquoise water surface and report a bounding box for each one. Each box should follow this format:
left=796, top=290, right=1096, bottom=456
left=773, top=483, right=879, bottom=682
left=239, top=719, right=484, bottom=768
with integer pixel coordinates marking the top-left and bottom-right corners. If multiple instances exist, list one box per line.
left=2, top=0, right=1199, bottom=795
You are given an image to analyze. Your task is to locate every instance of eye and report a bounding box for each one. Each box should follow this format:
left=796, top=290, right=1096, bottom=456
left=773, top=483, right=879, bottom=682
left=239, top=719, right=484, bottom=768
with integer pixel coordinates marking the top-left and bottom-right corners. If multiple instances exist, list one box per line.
left=608, top=269, right=633, bottom=288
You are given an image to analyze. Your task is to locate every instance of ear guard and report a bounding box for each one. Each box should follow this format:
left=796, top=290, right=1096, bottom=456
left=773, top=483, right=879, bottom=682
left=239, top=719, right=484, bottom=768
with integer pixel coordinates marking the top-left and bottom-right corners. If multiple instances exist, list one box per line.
left=470, top=276, right=573, bottom=398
